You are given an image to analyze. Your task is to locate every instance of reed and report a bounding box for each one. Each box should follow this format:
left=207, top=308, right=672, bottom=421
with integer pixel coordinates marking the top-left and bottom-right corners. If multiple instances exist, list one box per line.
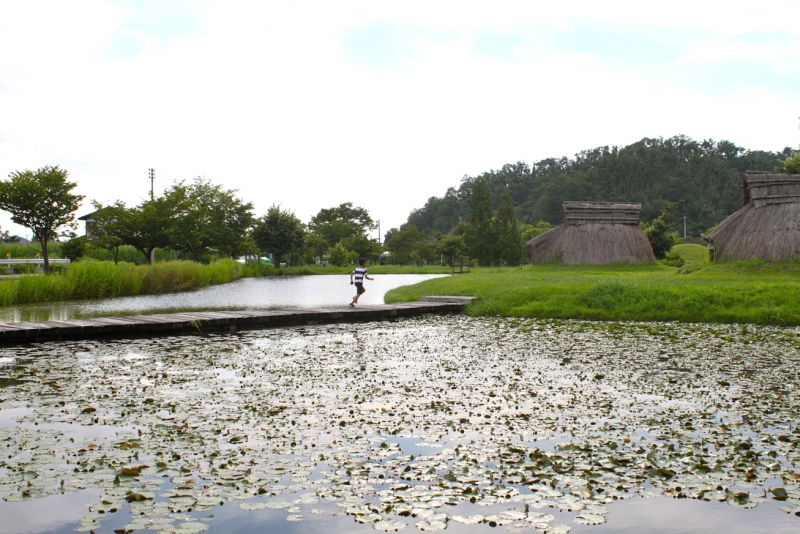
left=66, top=261, right=144, bottom=299
left=0, top=259, right=245, bottom=306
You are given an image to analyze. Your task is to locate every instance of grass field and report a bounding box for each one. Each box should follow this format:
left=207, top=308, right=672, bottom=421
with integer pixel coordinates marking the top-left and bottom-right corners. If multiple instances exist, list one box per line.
left=384, top=260, right=800, bottom=325
left=671, top=243, right=710, bottom=263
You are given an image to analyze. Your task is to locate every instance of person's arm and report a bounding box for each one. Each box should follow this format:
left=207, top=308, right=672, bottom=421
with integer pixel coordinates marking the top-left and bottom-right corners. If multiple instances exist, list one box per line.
left=365, top=274, right=374, bottom=280
left=350, top=269, right=355, bottom=284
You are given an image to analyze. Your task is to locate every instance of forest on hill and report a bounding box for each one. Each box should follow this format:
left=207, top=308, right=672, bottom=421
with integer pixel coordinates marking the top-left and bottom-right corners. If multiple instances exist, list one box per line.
left=404, top=135, right=793, bottom=237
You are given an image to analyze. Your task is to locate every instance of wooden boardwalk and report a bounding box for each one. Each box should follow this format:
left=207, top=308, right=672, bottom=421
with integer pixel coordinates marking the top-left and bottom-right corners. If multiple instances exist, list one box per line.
left=0, top=297, right=475, bottom=344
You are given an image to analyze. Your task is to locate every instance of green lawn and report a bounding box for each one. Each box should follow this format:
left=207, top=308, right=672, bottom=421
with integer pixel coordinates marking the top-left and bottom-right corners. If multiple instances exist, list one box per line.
left=384, top=261, right=800, bottom=325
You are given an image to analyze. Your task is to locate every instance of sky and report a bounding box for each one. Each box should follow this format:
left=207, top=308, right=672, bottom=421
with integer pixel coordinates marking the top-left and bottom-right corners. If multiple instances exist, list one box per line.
left=1, top=0, right=800, bottom=241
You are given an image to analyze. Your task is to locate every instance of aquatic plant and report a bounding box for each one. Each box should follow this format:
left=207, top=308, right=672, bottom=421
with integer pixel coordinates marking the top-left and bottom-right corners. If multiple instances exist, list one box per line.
left=0, top=316, right=798, bottom=532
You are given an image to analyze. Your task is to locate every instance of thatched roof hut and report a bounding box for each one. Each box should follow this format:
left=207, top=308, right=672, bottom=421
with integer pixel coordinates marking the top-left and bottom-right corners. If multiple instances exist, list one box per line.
left=527, top=202, right=656, bottom=264
left=705, top=172, right=800, bottom=261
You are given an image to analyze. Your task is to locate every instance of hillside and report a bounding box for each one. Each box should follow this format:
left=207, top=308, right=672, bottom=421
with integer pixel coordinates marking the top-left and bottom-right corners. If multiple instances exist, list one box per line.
left=404, top=135, right=790, bottom=236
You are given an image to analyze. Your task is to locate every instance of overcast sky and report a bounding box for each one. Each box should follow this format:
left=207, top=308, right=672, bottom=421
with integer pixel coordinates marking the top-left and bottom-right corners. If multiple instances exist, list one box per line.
left=1, top=0, right=799, bottom=240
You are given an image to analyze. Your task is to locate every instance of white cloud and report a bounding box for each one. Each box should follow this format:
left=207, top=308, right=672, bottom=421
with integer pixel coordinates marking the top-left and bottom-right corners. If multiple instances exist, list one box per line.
left=0, top=0, right=799, bottom=239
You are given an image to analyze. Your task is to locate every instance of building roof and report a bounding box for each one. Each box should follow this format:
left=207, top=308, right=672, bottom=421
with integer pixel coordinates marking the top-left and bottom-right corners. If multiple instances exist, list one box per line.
left=562, top=201, right=642, bottom=226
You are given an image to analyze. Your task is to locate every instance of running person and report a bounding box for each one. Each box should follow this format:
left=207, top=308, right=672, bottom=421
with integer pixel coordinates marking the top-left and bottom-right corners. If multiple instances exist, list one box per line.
left=349, top=258, right=374, bottom=307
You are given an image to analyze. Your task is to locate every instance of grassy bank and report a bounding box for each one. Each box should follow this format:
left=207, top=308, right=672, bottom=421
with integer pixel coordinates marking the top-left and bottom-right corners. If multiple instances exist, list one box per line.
left=0, top=259, right=243, bottom=306
left=384, top=261, right=800, bottom=325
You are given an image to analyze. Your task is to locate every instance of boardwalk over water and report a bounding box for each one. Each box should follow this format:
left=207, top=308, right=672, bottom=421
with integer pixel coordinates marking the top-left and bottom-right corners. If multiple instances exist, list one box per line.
left=0, top=297, right=475, bottom=344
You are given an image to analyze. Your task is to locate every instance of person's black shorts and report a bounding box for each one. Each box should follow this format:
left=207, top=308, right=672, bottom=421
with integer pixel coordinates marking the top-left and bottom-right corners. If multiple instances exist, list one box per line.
left=355, top=282, right=365, bottom=295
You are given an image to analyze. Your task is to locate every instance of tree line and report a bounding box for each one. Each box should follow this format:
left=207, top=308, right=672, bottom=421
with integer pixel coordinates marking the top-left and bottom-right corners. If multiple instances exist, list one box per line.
left=381, top=135, right=796, bottom=265
left=1, top=134, right=796, bottom=272
left=403, top=135, right=792, bottom=238
left=0, top=165, right=384, bottom=271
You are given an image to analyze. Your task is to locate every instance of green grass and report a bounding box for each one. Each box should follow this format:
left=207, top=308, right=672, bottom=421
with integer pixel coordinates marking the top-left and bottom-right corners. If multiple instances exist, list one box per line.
left=0, top=259, right=243, bottom=306
left=384, top=261, right=800, bottom=326
left=671, top=243, right=710, bottom=264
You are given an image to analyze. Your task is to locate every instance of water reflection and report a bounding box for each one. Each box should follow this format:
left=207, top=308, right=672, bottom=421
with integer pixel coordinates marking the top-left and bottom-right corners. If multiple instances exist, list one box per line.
left=0, top=274, right=446, bottom=323
left=0, top=489, right=99, bottom=534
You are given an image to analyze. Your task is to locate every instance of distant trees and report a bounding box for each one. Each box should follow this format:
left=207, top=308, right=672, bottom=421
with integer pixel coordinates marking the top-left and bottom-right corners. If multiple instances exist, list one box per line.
left=88, top=201, right=128, bottom=264
left=645, top=202, right=682, bottom=259
left=167, top=179, right=255, bottom=261
left=0, top=228, right=21, bottom=243
left=462, top=182, right=523, bottom=266
left=776, top=118, right=800, bottom=174
left=778, top=152, right=800, bottom=174
left=0, top=166, right=83, bottom=272
left=252, top=205, right=305, bottom=266
left=465, top=177, right=494, bottom=266
left=494, top=188, right=523, bottom=265
left=400, top=135, right=783, bottom=238
left=89, top=178, right=255, bottom=265
left=386, top=226, right=427, bottom=266
left=308, top=202, right=380, bottom=262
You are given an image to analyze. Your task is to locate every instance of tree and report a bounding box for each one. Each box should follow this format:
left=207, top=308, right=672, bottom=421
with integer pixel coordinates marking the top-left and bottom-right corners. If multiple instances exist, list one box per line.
left=0, top=228, right=21, bottom=243
left=0, top=166, right=84, bottom=272
left=124, top=197, right=182, bottom=264
left=777, top=150, right=800, bottom=174
left=61, top=235, right=89, bottom=262
left=520, top=221, right=551, bottom=242
left=645, top=202, right=682, bottom=259
left=387, top=226, right=426, bottom=266
left=464, top=177, right=495, bottom=266
left=328, top=241, right=355, bottom=267
left=776, top=118, right=800, bottom=174
left=88, top=201, right=128, bottom=264
left=435, top=233, right=465, bottom=263
left=252, top=205, right=306, bottom=266
left=308, top=202, right=375, bottom=252
left=494, top=188, right=523, bottom=265
left=167, top=178, right=255, bottom=261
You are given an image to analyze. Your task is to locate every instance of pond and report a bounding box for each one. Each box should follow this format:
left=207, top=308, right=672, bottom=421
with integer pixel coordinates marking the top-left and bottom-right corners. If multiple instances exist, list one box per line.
left=1, top=316, right=799, bottom=533
left=0, top=274, right=447, bottom=323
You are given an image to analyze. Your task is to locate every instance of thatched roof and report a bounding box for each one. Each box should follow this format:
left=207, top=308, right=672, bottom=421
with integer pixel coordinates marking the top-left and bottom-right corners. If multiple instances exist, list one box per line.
left=562, top=201, right=642, bottom=225
left=706, top=172, right=800, bottom=261
left=527, top=202, right=656, bottom=264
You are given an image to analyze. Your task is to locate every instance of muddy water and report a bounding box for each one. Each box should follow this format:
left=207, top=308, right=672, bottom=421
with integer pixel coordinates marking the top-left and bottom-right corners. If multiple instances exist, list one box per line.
left=0, top=274, right=446, bottom=323
left=0, top=316, right=798, bottom=533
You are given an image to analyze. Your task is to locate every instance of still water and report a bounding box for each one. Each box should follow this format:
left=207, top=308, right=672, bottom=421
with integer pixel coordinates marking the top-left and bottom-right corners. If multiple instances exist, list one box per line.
left=1, top=316, right=798, bottom=533
left=0, top=274, right=447, bottom=323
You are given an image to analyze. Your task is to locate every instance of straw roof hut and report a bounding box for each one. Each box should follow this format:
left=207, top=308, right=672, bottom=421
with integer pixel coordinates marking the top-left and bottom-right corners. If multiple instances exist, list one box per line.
left=705, top=172, right=800, bottom=261
left=527, top=202, right=656, bottom=264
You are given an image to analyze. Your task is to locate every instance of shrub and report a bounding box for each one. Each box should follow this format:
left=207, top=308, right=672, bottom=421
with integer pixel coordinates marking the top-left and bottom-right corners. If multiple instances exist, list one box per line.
left=61, top=236, right=89, bottom=262
left=661, top=251, right=685, bottom=268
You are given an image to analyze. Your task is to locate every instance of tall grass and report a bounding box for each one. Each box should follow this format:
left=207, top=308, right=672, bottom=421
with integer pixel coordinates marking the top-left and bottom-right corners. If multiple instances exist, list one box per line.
left=0, top=242, right=60, bottom=259
left=0, top=258, right=244, bottom=307
left=141, top=259, right=243, bottom=293
left=67, top=261, right=144, bottom=299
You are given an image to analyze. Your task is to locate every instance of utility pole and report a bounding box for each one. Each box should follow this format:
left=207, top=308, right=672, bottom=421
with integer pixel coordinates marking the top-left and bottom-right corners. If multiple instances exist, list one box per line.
left=683, top=216, right=687, bottom=238
left=148, top=168, right=155, bottom=200
left=148, top=168, right=156, bottom=265
left=376, top=220, right=381, bottom=244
